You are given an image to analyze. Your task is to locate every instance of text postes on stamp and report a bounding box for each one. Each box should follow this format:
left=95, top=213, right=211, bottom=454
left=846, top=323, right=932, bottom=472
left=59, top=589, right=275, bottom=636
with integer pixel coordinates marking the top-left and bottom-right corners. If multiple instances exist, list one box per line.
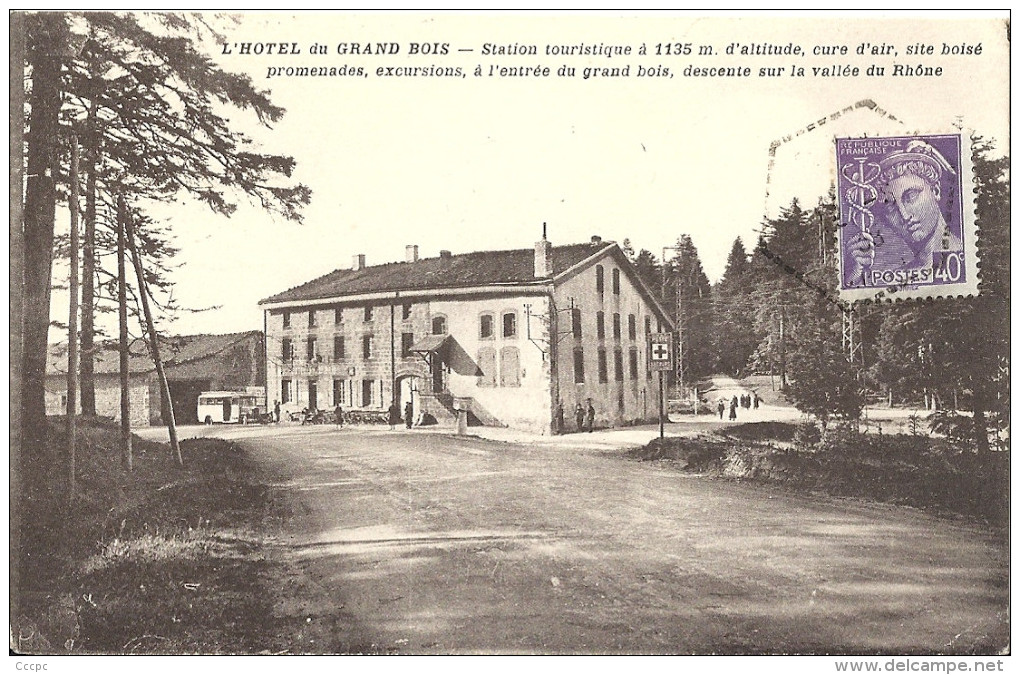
left=836, top=133, right=978, bottom=303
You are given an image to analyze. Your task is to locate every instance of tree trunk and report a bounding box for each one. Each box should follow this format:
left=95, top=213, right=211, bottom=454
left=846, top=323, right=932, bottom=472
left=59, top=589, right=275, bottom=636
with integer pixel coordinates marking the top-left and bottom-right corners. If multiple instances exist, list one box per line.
left=125, top=210, right=182, bottom=466
left=66, top=137, right=80, bottom=501
left=21, top=13, right=67, bottom=460
left=972, top=386, right=990, bottom=454
left=778, top=308, right=788, bottom=390
left=117, top=196, right=132, bottom=472
left=9, top=9, right=26, bottom=646
left=80, top=96, right=98, bottom=415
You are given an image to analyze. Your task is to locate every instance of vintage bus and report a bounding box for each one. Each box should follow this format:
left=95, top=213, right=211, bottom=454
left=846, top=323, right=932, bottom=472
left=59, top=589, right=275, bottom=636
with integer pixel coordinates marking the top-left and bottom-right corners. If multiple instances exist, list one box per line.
left=197, top=391, right=263, bottom=424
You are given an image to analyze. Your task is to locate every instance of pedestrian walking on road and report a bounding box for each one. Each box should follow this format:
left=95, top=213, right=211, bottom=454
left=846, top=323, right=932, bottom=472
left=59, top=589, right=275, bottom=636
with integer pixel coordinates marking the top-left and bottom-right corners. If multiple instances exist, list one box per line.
left=274, top=400, right=281, bottom=424
left=729, top=399, right=738, bottom=420
left=753, top=393, right=760, bottom=409
left=388, top=402, right=401, bottom=431
left=586, top=400, right=596, bottom=433
left=575, top=403, right=585, bottom=433
left=404, top=400, right=414, bottom=429
left=717, top=399, right=725, bottom=419
left=334, top=403, right=343, bottom=429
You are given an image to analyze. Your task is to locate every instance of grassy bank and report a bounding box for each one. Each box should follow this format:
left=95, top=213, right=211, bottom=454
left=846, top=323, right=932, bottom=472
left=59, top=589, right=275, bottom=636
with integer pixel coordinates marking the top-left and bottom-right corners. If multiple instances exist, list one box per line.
left=631, top=424, right=1009, bottom=526
left=15, top=418, right=297, bottom=654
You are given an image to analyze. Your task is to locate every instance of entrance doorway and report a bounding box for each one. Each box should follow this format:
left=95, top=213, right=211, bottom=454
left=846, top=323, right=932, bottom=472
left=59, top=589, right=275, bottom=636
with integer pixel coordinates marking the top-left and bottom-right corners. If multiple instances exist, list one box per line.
left=397, top=375, right=420, bottom=421
left=308, top=380, right=318, bottom=410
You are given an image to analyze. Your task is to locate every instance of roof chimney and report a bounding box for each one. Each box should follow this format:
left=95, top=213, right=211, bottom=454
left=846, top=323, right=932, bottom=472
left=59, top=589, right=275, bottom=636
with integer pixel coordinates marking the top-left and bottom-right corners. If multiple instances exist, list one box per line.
left=535, top=222, right=552, bottom=278
left=405, top=245, right=419, bottom=263
left=439, top=250, right=452, bottom=259
left=352, top=254, right=366, bottom=270
left=591, top=235, right=602, bottom=246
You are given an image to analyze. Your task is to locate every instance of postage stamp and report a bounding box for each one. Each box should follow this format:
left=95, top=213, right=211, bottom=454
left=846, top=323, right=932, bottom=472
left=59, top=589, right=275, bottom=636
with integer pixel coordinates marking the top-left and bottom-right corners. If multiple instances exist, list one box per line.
left=835, top=133, right=979, bottom=303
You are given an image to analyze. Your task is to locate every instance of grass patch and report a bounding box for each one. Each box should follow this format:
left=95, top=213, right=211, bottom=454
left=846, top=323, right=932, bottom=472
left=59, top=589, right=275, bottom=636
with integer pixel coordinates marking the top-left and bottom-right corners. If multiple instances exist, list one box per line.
left=15, top=418, right=299, bottom=654
left=713, top=421, right=799, bottom=443
left=631, top=430, right=1008, bottom=526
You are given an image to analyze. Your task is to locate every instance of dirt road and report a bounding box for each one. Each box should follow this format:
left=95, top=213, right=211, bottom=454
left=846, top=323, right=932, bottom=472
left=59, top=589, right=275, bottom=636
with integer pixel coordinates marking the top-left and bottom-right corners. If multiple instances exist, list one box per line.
left=210, top=425, right=1007, bottom=654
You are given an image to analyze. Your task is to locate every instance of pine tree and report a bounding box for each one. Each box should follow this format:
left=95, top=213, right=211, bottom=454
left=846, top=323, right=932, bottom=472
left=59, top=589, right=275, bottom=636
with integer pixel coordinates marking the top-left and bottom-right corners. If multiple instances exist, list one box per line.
left=712, top=238, right=759, bottom=376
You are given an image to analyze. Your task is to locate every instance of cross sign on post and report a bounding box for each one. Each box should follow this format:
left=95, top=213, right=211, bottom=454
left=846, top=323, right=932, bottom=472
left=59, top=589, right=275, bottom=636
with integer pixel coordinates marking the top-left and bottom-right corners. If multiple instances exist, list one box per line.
left=649, top=333, right=673, bottom=371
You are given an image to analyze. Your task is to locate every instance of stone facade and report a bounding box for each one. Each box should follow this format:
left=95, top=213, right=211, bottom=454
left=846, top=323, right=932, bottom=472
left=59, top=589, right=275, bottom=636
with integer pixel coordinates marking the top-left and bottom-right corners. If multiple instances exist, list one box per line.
left=261, top=237, right=672, bottom=434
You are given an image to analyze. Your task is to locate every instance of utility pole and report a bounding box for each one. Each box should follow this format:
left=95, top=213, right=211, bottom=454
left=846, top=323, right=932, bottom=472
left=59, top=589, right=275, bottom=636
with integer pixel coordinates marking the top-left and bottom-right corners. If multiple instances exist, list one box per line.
left=126, top=208, right=182, bottom=466
left=390, top=297, right=396, bottom=407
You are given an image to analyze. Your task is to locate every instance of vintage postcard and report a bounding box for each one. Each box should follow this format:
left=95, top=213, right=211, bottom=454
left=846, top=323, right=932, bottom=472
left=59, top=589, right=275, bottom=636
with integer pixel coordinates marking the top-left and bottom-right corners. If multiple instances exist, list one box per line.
left=10, top=11, right=1010, bottom=668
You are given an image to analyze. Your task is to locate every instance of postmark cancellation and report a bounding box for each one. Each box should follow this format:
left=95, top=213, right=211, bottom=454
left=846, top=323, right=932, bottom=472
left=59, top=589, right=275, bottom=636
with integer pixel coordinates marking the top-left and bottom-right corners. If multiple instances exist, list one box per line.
left=836, top=133, right=979, bottom=303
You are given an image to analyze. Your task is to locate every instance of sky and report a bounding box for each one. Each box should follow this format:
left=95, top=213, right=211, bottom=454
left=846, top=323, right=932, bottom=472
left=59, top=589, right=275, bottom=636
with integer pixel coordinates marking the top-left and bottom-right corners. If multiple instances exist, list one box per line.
left=46, top=11, right=1010, bottom=338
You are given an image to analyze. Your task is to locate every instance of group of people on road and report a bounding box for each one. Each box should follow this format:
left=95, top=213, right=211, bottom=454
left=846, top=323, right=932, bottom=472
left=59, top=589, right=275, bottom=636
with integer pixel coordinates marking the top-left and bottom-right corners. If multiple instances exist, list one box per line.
left=717, top=392, right=761, bottom=420
left=554, top=399, right=596, bottom=434
left=387, top=400, right=415, bottom=430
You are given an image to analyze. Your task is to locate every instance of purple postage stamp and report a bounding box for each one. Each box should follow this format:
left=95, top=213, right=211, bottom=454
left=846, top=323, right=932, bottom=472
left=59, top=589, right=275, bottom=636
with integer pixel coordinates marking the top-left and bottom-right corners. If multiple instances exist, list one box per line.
left=836, top=133, right=978, bottom=303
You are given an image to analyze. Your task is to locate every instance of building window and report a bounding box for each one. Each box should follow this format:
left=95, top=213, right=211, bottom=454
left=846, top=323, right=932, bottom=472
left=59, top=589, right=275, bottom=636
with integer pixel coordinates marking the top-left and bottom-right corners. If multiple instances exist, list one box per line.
left=502, top=312, right=517, bottom=338
left=306, top=337, right=317, bottom=361
left=477, top=347, right=497, bottom=387
left=333, top=378, right=345, bottom=405
left=432, top=316, right=447, bottom=335
left=362, top=379, right=374, bottom=407
left=629, top=348, right=639, bottom=379
left=596, top=311, right=605, bottom=340
left=281, top=379, right=292, bottom=404
left=364, top=305, right=374, bottom=322
left=362, top=335, right=374, bottom=359
left=402, top=302, right=412, bottom=320
left=613, top=313, right=621, bottom=340
left=309, top=310, right=317, bottom=328
left=612, top=268, right=621, bottom=295
left=333, top=335, right=345, bottom=360
left=500, top=346, right=521, bottom=387
left=401, top=332, right=414, bottom=358
left=614, top=348, right=624, bottom=382
left=628, top=314, right=637, bottom=340
left=658, top=319, right=664, bottom=333
left=479, top=313, right=494, bottom=339
left=282, top=311, right=291, bottom=329
left=573, top=348, right=585, bottom=383
left=645, top=316, right=651, bottom=335
left=282, top=338, right=293, bottom=361
left=596, top=265, right=604, bottom=296
left=571, top=308, right=582, bottom=339
left=597, top=348, right=608, bottom=383
left=334, top=307, right=343, bottom=324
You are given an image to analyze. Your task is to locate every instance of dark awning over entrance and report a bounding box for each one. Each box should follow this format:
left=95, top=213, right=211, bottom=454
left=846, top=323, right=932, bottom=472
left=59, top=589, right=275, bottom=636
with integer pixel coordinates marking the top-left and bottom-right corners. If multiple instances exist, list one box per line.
left=409, top=334, right=452, bottom=355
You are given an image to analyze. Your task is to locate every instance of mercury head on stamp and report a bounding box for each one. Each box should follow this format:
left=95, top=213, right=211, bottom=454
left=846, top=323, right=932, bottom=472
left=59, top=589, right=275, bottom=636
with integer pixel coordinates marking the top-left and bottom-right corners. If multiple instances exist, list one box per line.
left=838, top=134, right=970, bottom=298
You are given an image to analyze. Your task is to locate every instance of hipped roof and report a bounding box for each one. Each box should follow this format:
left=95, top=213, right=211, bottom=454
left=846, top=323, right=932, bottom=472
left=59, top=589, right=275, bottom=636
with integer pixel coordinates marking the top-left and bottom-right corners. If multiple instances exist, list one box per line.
left=259, top=242, right=609, bottom=305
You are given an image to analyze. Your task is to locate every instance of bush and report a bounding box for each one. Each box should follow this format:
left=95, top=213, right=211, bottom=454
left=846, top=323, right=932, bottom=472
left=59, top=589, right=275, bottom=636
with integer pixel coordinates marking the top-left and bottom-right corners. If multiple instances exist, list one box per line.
left=635, top=430, right=1008, bottom=525
left=793, top=421, right=821, bottom=448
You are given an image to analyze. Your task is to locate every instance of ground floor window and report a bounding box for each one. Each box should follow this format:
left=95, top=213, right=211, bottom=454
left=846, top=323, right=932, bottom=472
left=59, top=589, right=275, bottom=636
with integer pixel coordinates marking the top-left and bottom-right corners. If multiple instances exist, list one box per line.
left=362, top=379, right=374, bottom=407
left=477, top=347, right=497, bottom=387
left=281, top=379, right=292, bottom=404
left=500, top=346, right=521, bottom=387
left=333, top=378, right=345, bottom=405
